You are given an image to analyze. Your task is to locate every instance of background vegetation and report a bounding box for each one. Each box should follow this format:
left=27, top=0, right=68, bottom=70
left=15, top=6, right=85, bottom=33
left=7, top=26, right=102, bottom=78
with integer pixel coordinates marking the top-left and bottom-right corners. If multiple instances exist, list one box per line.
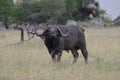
left=0, top=0, right=106, bottom=28
left=0, top=0, right=13, bottom=29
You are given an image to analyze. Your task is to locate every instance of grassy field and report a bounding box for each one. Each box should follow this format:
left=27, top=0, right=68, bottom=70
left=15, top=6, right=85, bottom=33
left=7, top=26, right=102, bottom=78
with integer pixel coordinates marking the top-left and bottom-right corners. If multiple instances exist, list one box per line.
left=0, top=27, right=120, bottom=80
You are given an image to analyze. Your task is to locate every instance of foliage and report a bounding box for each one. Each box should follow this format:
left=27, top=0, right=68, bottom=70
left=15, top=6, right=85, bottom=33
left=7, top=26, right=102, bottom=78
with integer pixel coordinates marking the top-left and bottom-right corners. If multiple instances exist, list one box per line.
left=57, top=13, right=69, bottom=24
left=97, top=8, right=106, bottom=17
left=12, top=5, right=30, bottom=23
left=103, top=16, right=112, bottom=27
left=65, top=0, right=77, bottom=19
left=12, top=0, right=42, bottom=24
left=9, top=0, right=103, bottom=25
left=40, top=0, right=66, bottom=23
left=0, top=0, right=13, bottom=19
left=76, top=0, right=84, bottom=8
left=103, top=17, right=112, bottom=24
left=97, top=9, right=112, bottom=26
left=21, top=1, right=42, bottom=13
left=0, top=0, right=13, bottom=29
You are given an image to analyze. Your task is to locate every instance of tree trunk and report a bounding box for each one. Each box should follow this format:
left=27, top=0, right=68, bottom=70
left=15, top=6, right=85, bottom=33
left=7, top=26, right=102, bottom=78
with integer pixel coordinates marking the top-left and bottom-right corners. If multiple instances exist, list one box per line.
left=3, top=17, right=9, bottom=29
left=20, top=28, right=24, bottom=42
left=4, top=21, right=9, bottom=29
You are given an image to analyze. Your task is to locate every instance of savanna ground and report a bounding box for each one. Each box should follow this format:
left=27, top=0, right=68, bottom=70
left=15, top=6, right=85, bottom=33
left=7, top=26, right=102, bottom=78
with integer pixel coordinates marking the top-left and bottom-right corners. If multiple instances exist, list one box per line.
left=0, top=27, right=120, bottom=80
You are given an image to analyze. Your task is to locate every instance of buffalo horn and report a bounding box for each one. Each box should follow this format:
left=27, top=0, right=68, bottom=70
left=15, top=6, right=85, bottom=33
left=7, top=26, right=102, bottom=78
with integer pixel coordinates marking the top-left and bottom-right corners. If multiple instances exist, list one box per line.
left=56, top=27, right=69, bottom=37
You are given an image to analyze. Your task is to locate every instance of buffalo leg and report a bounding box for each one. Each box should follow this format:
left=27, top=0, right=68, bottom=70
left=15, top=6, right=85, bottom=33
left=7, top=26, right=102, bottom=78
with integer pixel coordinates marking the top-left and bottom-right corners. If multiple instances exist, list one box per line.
left=48, top=50, right=57, bottom=63
left=80, top=47, right=88, bottom=64
left=51, top=53, right=56, bottom=63
left=57, top=52, right=62, bottom=62
left=71, top=49, right=79, bottom=63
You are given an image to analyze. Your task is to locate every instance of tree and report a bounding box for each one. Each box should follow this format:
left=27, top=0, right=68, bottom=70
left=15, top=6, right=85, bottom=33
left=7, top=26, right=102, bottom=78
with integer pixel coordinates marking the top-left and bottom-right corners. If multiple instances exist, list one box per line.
left=12, top=5, right=27, bottom=42
left=0, top=0, right=13, bottom=29
left=12, top=0, right=42, bottom=42
left=21, top=0, right=42, bottom=14
left=40, top=0, right=66, bottom=24
left=12, top=5, right=30, bottom=23
left=65, top=0, right=77, bottom=19
left=12, top=0, right=44, bottom=24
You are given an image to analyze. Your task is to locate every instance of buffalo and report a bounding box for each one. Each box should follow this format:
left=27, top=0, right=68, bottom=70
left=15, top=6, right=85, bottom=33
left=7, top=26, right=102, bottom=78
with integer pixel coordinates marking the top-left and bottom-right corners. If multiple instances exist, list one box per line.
left=32, top=24, right=88, bottom=64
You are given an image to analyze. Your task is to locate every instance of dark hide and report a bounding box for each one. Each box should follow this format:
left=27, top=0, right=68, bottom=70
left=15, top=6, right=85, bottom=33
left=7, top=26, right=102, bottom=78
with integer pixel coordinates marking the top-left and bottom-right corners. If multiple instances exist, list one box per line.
left=39, top=25, right=88, bottom=64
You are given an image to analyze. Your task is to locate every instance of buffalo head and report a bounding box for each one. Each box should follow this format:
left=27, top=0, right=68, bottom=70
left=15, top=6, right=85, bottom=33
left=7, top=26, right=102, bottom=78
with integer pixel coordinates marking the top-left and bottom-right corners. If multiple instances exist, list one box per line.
left=36, top=25, right=69, bottom=39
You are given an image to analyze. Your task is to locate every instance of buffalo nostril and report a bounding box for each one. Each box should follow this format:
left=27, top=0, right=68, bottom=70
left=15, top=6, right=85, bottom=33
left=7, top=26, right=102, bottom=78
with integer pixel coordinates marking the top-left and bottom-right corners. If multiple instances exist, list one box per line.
left=48, top=34, right=57, bottom=38
left=51, top=34, right=56, bottom=37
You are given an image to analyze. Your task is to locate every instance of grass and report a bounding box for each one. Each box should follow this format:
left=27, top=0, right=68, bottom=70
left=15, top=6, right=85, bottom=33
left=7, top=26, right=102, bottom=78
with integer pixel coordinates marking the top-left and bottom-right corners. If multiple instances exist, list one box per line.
left=0, top=27, right=120, bottom=80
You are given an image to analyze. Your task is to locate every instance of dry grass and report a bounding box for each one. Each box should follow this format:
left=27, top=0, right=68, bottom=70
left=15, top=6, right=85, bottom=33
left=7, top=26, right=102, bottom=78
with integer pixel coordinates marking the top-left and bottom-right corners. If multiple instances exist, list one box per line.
left=0, top=27, right=120, bottom=80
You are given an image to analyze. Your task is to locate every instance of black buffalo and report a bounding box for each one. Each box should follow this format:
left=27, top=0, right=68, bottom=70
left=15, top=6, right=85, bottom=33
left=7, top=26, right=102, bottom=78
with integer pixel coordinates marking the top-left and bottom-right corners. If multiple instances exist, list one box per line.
left=35, top=24, right=88, bottom=64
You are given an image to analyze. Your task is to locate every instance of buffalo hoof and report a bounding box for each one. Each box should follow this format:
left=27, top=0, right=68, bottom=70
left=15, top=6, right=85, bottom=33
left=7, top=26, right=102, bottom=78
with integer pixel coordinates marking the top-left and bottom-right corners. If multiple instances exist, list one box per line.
left=85, top=58, right=88, bottom=64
